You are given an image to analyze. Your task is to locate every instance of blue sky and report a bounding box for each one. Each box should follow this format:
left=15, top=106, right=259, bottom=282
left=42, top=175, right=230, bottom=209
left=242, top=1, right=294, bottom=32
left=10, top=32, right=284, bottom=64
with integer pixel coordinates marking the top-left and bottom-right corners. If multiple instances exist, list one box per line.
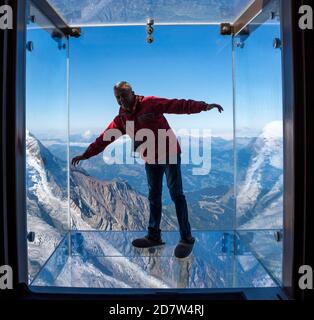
left=26, top=24, right=282, bottom=139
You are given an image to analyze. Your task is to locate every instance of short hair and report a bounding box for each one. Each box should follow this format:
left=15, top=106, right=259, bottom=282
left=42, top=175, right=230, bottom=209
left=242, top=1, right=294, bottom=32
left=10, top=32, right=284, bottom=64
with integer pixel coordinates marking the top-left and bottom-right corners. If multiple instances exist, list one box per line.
left=114, top=81, right=133, bottom=92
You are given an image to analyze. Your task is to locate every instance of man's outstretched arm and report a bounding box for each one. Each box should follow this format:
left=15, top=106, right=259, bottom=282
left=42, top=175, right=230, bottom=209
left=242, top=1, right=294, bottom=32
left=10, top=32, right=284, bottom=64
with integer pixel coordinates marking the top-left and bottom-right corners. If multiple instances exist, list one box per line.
left=152, top=97, right=224, bottom=115
left=71, top=116, right=124, bottom=167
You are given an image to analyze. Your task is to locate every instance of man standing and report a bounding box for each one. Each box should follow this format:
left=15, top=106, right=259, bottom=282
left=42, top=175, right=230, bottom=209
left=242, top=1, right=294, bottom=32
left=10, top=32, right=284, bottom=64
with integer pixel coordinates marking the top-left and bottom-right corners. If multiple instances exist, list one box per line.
left=72, top=81, right=223, bottom=258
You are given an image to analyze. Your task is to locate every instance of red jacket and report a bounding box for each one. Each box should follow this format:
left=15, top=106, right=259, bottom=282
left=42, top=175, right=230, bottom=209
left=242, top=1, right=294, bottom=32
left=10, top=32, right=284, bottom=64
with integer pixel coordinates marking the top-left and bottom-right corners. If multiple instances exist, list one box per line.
left=82, top=95, right=208, bottom=163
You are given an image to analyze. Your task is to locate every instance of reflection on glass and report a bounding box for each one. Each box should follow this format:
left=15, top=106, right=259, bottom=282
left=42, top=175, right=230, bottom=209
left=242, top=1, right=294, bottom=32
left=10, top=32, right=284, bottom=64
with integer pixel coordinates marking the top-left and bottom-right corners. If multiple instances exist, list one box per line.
left=237, top=230, right=283, bottom=284
left=234, top=0, right=283, bottom=285
left=234, top=0, right=283, bottom=230
left=26, top=2, right=69, bottom=282
left=46, top=0, right=255, bottom=25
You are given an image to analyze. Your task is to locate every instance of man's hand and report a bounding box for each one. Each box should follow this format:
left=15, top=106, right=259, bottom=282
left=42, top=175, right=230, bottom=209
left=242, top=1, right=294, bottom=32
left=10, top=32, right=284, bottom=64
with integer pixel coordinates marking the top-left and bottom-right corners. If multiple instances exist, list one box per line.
left=205, top=103, right=224, bottom=113
left=71, top=155, right=86, bottom=167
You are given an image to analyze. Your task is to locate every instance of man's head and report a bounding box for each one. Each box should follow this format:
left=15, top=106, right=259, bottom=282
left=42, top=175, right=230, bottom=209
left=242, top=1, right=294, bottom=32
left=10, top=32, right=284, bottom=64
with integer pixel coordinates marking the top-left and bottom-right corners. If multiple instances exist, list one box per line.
left=114, top=81, right=136, bottom=113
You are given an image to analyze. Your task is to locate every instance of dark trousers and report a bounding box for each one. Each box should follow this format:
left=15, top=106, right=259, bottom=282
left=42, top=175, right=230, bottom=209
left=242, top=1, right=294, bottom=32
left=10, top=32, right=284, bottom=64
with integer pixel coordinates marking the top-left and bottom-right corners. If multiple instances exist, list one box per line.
left=145, top=153, right=192, bottom=240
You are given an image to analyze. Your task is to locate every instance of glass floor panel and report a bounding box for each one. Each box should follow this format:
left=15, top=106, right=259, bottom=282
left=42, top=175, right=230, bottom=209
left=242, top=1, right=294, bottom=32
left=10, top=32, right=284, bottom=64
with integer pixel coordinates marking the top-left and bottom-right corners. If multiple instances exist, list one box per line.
left=237, top=230, right=283, bottom=284
left=31, top=231, right=278, bottom=289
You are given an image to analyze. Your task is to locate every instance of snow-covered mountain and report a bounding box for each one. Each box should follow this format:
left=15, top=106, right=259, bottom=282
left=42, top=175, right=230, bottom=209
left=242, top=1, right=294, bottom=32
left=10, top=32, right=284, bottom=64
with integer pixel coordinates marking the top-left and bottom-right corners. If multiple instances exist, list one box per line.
left=70, top=168, right=176, bottom=231
left=236, top=121, right=283, bottom=229
left=26, top=131, right=176, bottom=282
left=27, top=127, right=283, bottom=287
left=46, top=125, right=284, bottom=231
left=26, top=130, right=68, bottom=280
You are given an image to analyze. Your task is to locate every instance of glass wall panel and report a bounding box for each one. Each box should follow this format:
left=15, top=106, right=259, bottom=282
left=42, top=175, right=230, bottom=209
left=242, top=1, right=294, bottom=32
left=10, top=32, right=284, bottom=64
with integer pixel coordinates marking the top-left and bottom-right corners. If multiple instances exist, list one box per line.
left=68, top=25, right=234, bottom=233
left=234, top=0, right=283, bottom=230
left=26, top=1, right=69, bottom=283
left=233, top=0, right=283, bottom=284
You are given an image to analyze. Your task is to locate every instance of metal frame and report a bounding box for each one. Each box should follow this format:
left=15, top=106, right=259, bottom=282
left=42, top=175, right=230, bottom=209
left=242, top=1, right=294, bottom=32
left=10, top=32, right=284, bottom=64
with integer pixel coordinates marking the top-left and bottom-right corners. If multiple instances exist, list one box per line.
left=27, top=286, right=288, bottom=300
left=1, top=0, right=313, bottom=300
left=232, top=0, right=272, bottom=35
left=280, top=0, right=295, bottom=299
left=281, top=0, right=314, bottom=300
left=0, top=0, right=28, bottom=285
left=31, top=0, right=81, bottom=37
left=0, top=0, right=8, bottom=270
left=220, top=0, right=273, bottom=36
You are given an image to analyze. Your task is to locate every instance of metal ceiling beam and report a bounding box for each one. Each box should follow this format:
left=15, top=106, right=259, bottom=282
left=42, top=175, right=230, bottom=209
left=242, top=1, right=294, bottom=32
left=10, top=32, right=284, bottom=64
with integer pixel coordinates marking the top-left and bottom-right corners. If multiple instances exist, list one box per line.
left=220, top=0, right=273, bottom=36
left=232, top=0, right=272, bottom=35
left=31, top=0, right=81, bottom=37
